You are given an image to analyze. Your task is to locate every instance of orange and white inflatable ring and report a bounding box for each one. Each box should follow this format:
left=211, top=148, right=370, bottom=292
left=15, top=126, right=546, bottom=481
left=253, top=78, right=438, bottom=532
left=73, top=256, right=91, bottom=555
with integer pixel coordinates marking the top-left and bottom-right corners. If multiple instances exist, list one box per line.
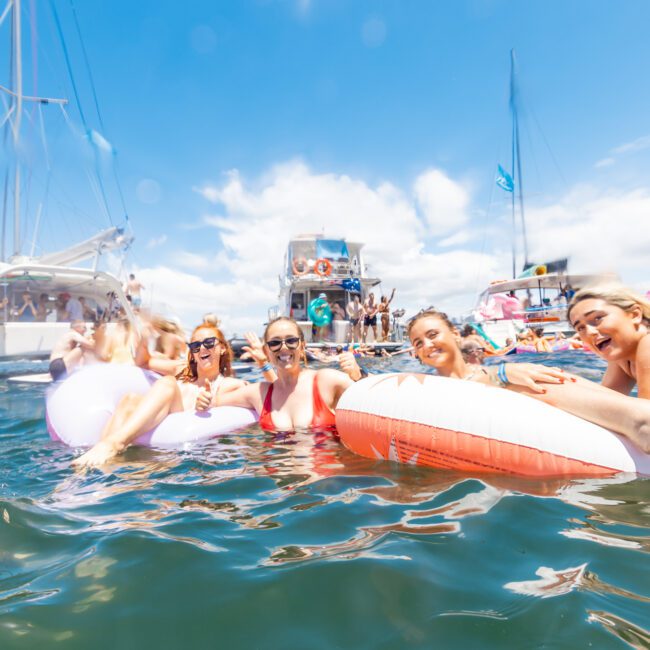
left=292, top=257, right=309, bottom=275
left=336, top=373, right=650, bottom=477
left=314, top=258, right=332, bottom=276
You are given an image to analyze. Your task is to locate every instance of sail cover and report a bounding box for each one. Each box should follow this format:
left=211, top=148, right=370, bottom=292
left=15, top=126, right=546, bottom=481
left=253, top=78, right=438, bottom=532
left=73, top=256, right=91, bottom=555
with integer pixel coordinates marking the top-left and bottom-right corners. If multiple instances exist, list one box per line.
left=316, top=239, right=349, bottom=260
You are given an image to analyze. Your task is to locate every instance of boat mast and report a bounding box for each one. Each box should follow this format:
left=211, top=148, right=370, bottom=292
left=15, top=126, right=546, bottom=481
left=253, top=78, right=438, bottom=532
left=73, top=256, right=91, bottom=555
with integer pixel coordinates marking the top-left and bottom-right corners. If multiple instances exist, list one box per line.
left=509, top=50, right=530, bottom=276
left=0, top=0, right=67, bottom=262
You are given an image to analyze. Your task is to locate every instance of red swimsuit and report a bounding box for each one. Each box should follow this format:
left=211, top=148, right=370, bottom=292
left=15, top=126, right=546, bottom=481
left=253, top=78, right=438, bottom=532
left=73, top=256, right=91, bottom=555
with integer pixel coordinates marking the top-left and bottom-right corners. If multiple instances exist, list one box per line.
left=259, top=374, right=336, bottom=432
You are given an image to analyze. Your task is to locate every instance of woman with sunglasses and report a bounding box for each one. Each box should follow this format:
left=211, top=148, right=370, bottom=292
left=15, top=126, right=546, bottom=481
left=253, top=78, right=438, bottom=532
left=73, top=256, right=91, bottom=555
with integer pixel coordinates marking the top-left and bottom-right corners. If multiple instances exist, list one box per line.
left=216, top=317, right=363, bottom=432
left=408, top=309, right=650, bottom=452
left=73, top=324, right=246, bottom=468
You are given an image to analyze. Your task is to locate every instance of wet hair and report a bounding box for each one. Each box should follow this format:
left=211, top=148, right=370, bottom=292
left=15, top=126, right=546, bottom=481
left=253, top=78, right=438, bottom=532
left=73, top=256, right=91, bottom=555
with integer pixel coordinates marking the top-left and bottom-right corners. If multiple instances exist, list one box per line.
left=533, top=327, right=545, bottom=337
left=177, top=323, right=233, bottom=383
left=263, top=316, right=307, bottom=366
left=567, top=283, right=650, bottom=327
left=460, top=324, right=475, bottom=338
left=406, top=309, right=456, bottom=340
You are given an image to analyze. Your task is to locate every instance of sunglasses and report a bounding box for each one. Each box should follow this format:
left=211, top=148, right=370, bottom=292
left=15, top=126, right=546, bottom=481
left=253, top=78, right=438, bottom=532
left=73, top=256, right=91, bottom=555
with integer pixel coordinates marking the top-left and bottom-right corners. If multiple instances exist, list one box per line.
left=189, top=337, right=218, bottom=353
left=265, top=336, right=301, bottom=352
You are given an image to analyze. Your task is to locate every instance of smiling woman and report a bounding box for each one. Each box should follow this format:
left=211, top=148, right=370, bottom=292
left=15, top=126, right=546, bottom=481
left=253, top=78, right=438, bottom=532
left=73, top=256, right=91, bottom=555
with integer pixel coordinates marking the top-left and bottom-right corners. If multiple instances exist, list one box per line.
left=407, top=309, right=650, bottom=453
left=72, top=324, right=247, bottom=468
left=216, top=317, right=363, bottom=432
left=567, top=284, right=650, bottom=399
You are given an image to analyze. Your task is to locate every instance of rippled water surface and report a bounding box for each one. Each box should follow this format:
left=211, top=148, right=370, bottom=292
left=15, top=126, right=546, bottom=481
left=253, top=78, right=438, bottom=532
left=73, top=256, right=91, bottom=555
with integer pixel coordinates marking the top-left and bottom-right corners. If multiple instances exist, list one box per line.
left=1, top=353, right=648, bottom=649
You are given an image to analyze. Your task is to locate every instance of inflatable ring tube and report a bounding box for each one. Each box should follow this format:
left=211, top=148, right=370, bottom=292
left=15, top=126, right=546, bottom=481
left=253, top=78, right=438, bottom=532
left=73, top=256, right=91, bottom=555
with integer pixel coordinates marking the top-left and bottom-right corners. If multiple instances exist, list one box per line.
left=308, top=298, right=332, bottom=327
left=46, top=364, right=258, bottom=448
left=292, top=257, right=309, bottom=275
left=335, top=373, right=650, bottom=477
left=314, top=258, right=332, bottom=277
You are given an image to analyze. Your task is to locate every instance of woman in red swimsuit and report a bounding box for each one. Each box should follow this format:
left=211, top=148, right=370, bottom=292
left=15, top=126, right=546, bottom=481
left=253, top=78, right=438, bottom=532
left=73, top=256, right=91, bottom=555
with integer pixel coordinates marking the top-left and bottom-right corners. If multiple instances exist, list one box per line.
left=217, top=317, right=363, bottom=432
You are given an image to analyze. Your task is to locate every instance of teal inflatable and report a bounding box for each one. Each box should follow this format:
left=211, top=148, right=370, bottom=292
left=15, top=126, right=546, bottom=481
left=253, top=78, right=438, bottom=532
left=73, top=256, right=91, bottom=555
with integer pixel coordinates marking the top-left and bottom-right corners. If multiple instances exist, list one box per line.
left=308, top=298, right=332, bottom=326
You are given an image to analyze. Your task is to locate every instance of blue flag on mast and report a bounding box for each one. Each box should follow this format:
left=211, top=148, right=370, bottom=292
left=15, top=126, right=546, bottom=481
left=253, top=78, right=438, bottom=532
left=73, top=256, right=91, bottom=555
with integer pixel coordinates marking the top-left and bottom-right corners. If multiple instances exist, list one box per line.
left=496, top=164, right=514, bottom=192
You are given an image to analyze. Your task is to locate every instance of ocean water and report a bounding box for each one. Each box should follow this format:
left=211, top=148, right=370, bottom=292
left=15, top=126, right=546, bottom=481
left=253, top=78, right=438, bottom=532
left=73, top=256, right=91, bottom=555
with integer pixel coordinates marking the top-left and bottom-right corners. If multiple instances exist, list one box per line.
left=0, top=353, right=648, bottom=649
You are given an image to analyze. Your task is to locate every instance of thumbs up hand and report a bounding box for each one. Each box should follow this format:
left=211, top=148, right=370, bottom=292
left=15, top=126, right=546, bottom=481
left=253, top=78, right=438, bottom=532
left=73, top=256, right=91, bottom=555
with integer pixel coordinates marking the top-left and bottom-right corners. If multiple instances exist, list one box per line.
left=195, top=378, right=213, bottom=411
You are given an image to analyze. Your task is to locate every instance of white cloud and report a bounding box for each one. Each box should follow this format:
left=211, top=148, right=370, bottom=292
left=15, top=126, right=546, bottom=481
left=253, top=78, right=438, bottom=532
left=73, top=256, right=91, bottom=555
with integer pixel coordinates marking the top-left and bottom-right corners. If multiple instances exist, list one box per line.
left=134, top=160, right=650, bottom=335
left=135, top=161, right=496, bottom=333
left=146, top=235, right=167, bottom=249
left=414, top=169, right=470, bottom=236
left=613, top=134, right=650, bottom=155
left=526, top=186, right=650, bottom=283
left=594, top=133, right=650, bottom=168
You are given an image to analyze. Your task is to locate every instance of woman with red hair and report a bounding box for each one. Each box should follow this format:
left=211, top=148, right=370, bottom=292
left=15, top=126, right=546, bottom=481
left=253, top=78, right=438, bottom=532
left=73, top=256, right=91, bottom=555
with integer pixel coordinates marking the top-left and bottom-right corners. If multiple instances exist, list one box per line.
left=73, top=323, right=246, bottom=468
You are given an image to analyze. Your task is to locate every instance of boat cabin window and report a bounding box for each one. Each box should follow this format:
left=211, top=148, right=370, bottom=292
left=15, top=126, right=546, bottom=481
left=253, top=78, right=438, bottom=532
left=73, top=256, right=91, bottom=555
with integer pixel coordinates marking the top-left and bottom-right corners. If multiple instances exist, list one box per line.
left=290, top=293, right=306, bottom=320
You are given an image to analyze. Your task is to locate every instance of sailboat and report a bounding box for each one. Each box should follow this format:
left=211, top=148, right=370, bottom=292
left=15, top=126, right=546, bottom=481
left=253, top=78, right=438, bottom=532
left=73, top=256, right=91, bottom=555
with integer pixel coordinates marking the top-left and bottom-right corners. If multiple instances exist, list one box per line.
left=0, top=0, right=135, bottom=359
left=470, top=51, right=615, bottom=348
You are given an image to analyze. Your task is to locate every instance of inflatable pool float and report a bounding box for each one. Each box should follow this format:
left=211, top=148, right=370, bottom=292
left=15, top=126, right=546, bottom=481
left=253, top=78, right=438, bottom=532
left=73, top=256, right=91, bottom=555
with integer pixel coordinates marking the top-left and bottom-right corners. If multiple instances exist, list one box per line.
left=335, top=373, right=650, bottom=477
left=516, top=340, right=571, bottom=354
left=46, top=364, right=258, bottom=448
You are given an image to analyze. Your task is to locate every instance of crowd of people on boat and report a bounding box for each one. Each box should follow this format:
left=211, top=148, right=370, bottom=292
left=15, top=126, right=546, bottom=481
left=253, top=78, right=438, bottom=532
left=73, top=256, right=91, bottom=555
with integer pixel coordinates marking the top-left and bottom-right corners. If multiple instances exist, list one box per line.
left=53, top=280, right=650, bottom=469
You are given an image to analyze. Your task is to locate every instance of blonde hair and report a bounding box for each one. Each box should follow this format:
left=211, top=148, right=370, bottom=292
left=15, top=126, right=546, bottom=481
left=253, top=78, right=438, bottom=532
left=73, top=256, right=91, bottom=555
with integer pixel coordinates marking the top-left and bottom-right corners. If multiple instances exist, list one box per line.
left=176, top=324, right=233, bottom=383
left=568, top=283, right=650, bottom=327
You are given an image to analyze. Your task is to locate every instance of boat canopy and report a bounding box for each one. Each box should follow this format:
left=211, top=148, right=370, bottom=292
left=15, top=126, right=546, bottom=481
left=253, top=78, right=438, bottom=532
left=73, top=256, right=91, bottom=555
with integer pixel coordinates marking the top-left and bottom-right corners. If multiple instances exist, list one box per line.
left=481, top=273, right=618, bottom=296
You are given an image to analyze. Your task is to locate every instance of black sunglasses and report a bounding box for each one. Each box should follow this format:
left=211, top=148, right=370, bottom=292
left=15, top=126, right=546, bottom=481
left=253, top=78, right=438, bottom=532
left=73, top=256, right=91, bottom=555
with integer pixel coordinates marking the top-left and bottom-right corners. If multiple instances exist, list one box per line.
left=189, top=337, right=218, bottom=353
left=266, top=336, right=301, bottom=352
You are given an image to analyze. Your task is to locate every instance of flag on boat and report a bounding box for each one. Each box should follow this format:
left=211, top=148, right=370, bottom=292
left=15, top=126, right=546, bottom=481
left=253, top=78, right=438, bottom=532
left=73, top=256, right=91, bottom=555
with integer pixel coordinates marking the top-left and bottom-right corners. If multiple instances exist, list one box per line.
left=496, top=165, right=514, bottom=192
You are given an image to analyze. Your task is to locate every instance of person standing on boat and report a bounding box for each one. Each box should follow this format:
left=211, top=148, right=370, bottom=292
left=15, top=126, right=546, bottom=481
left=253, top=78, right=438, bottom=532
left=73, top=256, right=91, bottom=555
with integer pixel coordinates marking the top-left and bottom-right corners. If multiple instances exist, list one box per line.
left=377, top=289, right=396, bottom=341
left=363, top=292, right=379, bottom=343
left=49, top=320, right=96, bottom=381
left=346, top=294, right=364, bottom=343
left=14, top=292, right=37, bottom=321
left=125, top=273, right=145, bottom=310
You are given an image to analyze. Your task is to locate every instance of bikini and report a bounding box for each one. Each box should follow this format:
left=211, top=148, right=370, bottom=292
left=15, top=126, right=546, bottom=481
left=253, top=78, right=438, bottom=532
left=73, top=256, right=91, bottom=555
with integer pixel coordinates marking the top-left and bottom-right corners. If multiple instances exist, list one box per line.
left=259, top=374, right=336, bottom=432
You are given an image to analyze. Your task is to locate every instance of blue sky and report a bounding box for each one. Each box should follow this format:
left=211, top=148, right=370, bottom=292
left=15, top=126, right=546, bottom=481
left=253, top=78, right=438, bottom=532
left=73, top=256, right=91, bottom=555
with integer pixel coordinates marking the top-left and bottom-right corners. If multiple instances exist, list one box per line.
left=3, top=0, right=650, bottom=331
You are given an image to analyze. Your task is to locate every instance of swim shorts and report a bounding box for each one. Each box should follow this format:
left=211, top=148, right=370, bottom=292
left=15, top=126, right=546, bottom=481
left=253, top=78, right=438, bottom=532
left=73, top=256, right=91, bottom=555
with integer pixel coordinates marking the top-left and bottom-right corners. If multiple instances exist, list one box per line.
left=364, top=315, right=377, bottom=327
left=49, top=358, right=67, bottom=381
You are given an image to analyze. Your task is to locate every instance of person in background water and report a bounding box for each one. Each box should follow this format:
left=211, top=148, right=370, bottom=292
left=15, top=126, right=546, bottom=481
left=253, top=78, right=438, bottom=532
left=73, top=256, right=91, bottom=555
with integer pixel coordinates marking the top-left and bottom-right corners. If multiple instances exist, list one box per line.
left=568, top=283, right=650, bottom=399
left=408, top=309, right=650, bottom=452
left=377, top=288, right=396, bottom=342
left=363, top=292, right=379, bottom=343
left=531, top=327, right=552, bottom=352
left=346, top=294, right=364, bottom=344
left=203, top=313, right=221, bottom=328
left=125, top=273, right=144, bottom=311
left=460, top=340, right=485, bottom=366
left=49, top=320, right=96, bottom=381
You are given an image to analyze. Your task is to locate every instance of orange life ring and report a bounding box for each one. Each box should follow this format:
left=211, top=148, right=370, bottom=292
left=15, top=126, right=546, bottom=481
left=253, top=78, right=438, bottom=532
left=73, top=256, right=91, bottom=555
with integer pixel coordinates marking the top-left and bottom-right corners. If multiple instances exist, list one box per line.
left=314, top=258, right=332, bottom=277
left=292, top=257, right=309, bottom=275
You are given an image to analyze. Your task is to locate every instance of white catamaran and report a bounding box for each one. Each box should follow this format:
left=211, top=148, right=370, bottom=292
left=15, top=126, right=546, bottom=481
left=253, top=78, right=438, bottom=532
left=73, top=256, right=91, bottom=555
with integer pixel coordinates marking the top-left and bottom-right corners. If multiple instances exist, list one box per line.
left=469, top=51, right=615, bottom=347
left=0, top=0, right=135, bottom=360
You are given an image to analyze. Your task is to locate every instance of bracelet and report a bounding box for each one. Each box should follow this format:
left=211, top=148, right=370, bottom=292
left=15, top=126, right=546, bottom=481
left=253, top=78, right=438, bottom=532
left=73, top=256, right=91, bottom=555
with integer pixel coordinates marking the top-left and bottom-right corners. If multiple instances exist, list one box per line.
left=497, top=362, right=509, bottom=386
left=259, top=362, right=273, bottom=373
